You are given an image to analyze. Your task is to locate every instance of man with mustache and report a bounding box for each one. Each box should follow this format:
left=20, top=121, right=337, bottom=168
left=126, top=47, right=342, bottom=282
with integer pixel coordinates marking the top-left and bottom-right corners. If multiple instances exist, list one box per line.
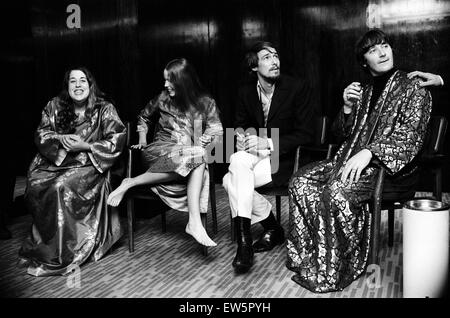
left=223, top=41, right=314, bottom=273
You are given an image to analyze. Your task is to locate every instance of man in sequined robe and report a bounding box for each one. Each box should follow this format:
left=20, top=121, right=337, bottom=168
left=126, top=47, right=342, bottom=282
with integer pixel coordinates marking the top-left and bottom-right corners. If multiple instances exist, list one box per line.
left=287, top=29, right=432, bottom=293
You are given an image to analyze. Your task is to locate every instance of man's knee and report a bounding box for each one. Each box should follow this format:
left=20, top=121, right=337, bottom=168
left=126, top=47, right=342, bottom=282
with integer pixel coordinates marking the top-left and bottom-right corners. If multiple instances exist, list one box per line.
left=326, top=178, right=352, bottom=198
left=222, top=173, right=230, bottom=191
left=229, top=151, right=254, bottom=170
left=289, top=174, right=308, bottom=190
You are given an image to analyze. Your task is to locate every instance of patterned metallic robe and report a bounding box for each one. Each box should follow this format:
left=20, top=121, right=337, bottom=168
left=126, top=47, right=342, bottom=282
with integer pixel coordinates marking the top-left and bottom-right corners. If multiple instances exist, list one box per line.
left=19, top=99, right=126, bottom=276
left=137, top=92, right=223, bottom=213
left=287, top=70, right=432, bottom=293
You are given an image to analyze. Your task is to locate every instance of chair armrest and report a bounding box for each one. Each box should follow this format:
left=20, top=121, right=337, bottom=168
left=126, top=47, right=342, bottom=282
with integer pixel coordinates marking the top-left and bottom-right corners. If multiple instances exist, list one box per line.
left=298, top=145, right=330, bottom=153
left=293, top=144, right=331, bottom=174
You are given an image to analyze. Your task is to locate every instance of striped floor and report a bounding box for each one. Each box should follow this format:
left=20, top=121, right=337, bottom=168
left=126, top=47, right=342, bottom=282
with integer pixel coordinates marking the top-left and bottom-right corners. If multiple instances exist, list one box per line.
left=0, top=182, right=448, bottom=298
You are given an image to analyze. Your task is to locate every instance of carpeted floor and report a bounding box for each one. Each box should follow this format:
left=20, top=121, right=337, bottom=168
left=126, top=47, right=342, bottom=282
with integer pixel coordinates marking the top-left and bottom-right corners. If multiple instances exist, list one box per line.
left=0, top=181, right=448, bottom=298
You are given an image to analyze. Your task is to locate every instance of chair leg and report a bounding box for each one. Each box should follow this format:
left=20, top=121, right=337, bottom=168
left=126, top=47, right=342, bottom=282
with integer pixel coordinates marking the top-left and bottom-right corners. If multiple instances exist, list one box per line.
left=434, top=168, right=442, bottom=201
left=201, top=213, right=208, bottom=256
left=208, top=165, right=218, bottom=235
left=161, top=211, right=167, bottom=233
left=210, top=186, right=218, bottom=235
left=388, top=208, right=394, bottom=247
left=230, top=212, right=236, bottom=242
left=127, top=198, right=134, bottom=253
left=276, top=196, right=281, bottom=223
left=369, top=201, right=381, bottom=265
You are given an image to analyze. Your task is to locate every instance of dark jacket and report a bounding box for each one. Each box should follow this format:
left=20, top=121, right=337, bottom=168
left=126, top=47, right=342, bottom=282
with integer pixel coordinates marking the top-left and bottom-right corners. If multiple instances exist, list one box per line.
left=235, top=74, right=314, bottom=186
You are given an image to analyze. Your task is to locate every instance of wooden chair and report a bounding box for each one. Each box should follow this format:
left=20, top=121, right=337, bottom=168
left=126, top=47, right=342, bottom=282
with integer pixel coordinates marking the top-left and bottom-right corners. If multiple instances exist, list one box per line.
left=123, top=122, right=218, bottom=255
left=230, top=116, right=332, bottom=240
left=368, top=115, right=448, bottom=264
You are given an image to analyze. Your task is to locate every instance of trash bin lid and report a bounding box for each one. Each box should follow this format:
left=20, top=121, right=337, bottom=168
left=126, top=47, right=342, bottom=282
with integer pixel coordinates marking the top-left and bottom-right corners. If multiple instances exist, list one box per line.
left=404, top=198, right=449, bottom=212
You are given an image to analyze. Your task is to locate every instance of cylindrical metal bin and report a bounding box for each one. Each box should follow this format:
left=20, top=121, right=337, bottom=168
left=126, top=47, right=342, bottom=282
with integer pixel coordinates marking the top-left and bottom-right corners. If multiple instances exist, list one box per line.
left=403, top=198, right=449, bottom=298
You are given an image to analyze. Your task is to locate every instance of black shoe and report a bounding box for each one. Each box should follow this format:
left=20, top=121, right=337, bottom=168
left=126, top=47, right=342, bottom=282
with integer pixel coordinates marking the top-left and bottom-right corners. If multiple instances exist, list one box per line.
left=17, top=258, right=30, bottom=269
left=0, top=226, right=11, bottom=240
left=232, top=217, right=254, bottom=273
left=253, top=228, right=285, bottom=253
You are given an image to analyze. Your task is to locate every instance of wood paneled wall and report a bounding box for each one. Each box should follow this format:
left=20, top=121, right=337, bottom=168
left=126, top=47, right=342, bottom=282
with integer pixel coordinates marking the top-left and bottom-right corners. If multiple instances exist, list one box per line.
left=3, top=0, right=450, bottom=189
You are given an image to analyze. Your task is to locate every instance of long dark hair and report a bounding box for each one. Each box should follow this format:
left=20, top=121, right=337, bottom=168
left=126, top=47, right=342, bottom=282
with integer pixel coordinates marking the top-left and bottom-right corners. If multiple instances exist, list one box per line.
left=164, top=58, right=208, bottom=113
left=55, top=67, right=106, bottom=133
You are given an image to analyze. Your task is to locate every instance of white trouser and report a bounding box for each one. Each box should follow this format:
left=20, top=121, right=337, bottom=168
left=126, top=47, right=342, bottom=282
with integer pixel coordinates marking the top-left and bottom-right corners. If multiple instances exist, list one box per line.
left=222, top=151, right=272, bottom=225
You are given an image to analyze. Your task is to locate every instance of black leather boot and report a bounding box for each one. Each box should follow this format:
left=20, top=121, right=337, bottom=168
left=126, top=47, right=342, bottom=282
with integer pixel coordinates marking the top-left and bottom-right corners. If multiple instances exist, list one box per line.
left=232, top=216, right=254, bottom=273
left=253, top=212, right=285, bottom=253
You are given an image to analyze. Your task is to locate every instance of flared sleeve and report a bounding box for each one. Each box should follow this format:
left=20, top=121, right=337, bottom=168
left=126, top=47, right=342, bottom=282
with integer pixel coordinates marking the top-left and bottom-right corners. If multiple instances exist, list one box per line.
left=202, top=97, right=223, bottom=143
left=88, top=103, right=127, bottom=173
left=365, top=83, right=432, bottom=175
left=34, top=99, right=67, bottom=165
left=137, top=93, right=163, bottom=134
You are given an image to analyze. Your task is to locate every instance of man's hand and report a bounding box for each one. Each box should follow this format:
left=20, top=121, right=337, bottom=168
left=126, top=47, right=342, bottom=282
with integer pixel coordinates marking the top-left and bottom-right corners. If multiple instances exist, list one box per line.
left=236, top=132, right=246, bottom=151
left=407, top=71, right=443, bottom=87
left=341, top=149, right=372, bottom=184
left=244, top=135, right=269, bottom=153
left=343, top=82, right=362, bottom=114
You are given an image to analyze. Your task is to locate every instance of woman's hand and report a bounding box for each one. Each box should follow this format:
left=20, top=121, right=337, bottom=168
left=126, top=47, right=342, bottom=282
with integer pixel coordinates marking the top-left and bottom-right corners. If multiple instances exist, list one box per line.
left=60, top=134, right=91, bottom=152
left=341, top=149, right=372, bottom=184
left=199, top=134, right=212, bottom=148
left=59, top=134, right=79, bottom=151
left=343, top=82, right=362, bottom=113
left=130, top=141, right=147, bottom=150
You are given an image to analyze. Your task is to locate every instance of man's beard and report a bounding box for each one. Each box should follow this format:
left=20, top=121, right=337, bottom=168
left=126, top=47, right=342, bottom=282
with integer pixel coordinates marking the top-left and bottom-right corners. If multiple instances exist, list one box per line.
left=262, top=73, right=280, bottom=84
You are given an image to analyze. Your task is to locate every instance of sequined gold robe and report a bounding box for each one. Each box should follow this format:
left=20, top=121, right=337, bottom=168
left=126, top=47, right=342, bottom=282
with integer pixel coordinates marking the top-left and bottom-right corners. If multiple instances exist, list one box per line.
left=287, top=70, right=432, bottom=292
left=19, top=98, right=126, bottom=276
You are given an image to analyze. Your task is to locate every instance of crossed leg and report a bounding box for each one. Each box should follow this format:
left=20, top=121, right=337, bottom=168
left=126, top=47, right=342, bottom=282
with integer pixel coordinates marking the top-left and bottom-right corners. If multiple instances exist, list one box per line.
left=107, top=171, right=179, bottom=207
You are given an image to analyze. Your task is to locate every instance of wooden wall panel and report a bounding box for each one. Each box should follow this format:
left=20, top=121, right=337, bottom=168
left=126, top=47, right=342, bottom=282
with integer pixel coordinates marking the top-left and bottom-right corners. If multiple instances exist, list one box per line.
left=5, top=0, right=449, bottom=190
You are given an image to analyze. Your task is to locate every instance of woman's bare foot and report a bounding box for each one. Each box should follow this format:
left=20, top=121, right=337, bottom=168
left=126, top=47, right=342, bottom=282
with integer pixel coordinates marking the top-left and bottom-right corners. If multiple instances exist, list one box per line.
left=107, top=178, right=134, bottom=207
left=185, top=223, right=217, bottom=247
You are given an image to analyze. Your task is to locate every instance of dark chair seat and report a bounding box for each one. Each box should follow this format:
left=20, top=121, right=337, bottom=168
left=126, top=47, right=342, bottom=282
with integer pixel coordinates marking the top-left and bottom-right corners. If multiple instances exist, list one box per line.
left=257, top=184, right=288, bottom=222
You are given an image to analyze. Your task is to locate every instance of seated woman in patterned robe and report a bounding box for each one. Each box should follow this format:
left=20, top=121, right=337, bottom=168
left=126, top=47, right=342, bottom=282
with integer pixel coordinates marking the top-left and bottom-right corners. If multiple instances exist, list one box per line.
left=107, top=58, right=223, bottom=247
left=287, top=29, right=432, bottom=293
left=19, top=67, right=127, bottom=276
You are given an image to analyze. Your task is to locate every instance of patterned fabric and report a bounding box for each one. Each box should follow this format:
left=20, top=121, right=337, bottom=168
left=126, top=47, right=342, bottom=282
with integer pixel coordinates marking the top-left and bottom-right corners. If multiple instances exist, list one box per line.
left=137, top=91, right=223, bottom=213
left=287, top=70, right=432, bottom=293
left=19, top=98, right=127, bottom=276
